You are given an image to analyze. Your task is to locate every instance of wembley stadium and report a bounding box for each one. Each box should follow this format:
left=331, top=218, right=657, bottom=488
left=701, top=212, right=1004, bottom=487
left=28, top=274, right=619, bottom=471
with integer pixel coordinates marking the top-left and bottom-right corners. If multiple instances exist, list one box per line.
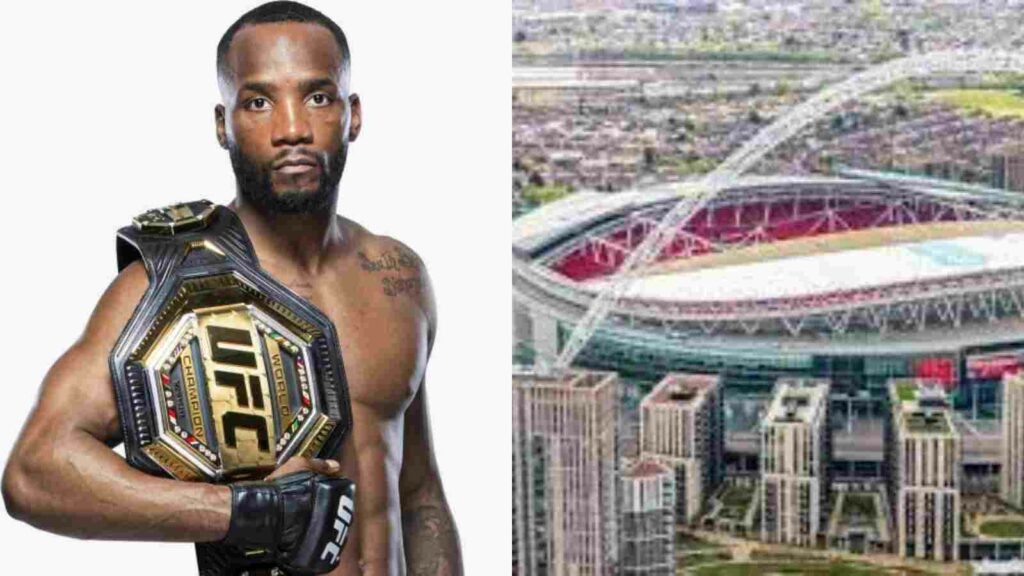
left=513, top=169, right=1024, bottom=477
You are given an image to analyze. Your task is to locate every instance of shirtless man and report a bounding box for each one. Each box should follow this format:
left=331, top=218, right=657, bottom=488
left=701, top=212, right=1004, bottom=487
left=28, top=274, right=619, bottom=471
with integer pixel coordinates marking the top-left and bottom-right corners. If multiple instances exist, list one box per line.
left=1, top=2, right=462, bottom=575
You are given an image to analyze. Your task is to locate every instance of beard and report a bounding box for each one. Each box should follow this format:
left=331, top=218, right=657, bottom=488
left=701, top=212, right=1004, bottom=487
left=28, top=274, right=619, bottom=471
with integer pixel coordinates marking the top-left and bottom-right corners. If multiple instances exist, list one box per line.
left=228, top=141, right=347, bottom=215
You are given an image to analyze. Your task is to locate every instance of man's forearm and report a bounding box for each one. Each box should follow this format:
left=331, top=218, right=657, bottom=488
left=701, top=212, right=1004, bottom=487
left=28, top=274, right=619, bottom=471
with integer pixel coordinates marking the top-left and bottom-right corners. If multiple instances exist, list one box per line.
left=4, top=428, right=230, bottom=542
left=401, top=482, right=463, bottom=576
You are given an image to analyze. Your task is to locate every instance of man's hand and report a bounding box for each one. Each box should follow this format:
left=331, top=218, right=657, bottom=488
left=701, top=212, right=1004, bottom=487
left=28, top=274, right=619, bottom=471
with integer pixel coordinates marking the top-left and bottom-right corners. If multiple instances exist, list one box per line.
left=266, top=457, right=343, bottom=481
left=220, top=456, right=355, bottom=575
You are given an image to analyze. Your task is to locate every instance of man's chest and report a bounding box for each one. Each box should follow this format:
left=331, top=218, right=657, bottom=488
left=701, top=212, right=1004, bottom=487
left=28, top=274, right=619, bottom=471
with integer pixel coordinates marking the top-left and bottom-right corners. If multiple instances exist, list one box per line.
left=274, top=268, right=429, bottom=419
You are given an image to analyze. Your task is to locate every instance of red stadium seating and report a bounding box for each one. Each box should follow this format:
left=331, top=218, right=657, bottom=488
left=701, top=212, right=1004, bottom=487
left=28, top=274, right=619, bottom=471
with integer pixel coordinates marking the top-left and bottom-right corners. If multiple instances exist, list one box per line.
left=552, top=196, right=953, bottom=281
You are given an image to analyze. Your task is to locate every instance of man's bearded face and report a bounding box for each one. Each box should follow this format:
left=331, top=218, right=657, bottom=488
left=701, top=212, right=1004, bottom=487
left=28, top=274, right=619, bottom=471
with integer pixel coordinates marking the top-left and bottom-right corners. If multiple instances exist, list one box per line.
left=219, top=22, right=356, bottom=216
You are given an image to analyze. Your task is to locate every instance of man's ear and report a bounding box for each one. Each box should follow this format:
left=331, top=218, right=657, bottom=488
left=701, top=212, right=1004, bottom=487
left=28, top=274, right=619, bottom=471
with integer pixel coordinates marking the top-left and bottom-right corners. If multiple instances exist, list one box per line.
left=215, top=104, right=229, bottom=150
left=348, top=94, right=362, bottom=143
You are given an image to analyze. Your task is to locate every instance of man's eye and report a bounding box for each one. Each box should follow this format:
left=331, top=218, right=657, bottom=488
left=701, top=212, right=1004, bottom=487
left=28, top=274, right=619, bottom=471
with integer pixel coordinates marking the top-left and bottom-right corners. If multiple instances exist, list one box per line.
left=246, top=97, right=271, bottom=111
left=308, top=93, right=332, bottom=107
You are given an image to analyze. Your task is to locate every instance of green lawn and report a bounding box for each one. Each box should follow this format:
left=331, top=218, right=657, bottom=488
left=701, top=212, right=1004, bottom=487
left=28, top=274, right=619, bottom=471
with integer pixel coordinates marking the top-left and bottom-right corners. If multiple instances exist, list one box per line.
left=716, top=485, right=754, bottom=520
left=931, top=89, right=1024, bottom=118
left=843, top=494, right=877, bottom=519
left=895, top=382, right=916, bottom=402
left=691, top=561, right=934, bottom=576
left=978, top=519, right=1024, bottom=539
left=520, top=183, right=571, bottom=205
left=684, top=550, right=732, bottom=567
left=719, top=485, right=753, bottom=507
left=749, top=550, right=828, bottom=562
left=678, top=532, right=722, bottom=551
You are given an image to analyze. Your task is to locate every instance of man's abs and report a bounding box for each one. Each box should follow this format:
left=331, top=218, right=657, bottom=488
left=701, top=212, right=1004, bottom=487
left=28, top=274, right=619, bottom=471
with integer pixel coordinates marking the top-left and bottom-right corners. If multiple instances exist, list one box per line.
left=335, top=405, right=406, bottom=576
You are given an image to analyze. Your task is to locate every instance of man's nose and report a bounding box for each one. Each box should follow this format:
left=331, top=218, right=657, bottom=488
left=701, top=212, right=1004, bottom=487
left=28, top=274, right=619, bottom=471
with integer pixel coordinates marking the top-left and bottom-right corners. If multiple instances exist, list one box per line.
left=271, top=99, right=313, bottom=146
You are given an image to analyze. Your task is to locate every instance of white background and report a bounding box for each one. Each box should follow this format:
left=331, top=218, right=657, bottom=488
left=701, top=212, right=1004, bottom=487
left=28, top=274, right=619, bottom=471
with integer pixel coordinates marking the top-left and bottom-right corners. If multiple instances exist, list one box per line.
left=0, top=1, right=510, bottom=573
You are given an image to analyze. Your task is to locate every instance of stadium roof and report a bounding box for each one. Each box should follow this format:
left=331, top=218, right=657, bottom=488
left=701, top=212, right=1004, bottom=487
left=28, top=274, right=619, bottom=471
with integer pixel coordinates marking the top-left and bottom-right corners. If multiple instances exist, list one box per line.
left=513, top=171, right=1024, bottom=341
left=512, top=171, right=1024, bottom=257
left=581, top=315, right=1024, bottom=358
left=837, top=166, right=1024, bottom=203
left=512, top=175, right=861, bottom=255
left=583, top=232, right=1024, bottom=302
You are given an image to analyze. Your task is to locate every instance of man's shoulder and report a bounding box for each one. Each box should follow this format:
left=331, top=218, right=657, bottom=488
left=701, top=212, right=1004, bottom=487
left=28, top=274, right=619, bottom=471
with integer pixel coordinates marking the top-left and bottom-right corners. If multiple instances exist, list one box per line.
left=337, top=215, right=427, bottom=274
left=79, top=260, right=150, bottom=350
left=336, top=215, right=436, bottom=334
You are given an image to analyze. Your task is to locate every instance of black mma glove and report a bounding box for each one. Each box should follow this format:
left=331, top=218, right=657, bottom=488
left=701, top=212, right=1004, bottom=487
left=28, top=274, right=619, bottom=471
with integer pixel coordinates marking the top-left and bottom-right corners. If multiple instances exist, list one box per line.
left=221, top=471, right=355, bottom=575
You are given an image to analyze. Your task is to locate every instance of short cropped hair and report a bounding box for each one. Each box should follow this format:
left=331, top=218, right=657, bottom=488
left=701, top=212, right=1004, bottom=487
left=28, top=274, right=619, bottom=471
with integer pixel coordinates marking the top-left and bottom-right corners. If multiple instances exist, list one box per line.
left=216, top=1, right=350, bottom=86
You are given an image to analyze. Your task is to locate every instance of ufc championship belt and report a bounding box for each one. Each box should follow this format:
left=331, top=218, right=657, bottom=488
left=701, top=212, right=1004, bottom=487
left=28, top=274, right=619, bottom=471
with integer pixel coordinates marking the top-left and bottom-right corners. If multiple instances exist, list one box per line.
left=108, top=200, right=353, bottom=575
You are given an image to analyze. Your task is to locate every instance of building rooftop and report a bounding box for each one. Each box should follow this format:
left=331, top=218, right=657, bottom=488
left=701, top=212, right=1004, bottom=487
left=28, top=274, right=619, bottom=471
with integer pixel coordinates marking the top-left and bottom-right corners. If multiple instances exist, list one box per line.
left=764, top=378, right=829, bottom=425
left=904, top=412, right=952, bottom=435
left=989, top=141, right=1024, bottom=157
left=888, top=378, right=957, bottom=437
left=643, top=372, right=719, bottom=407
left=512, top=368, right=618, bottom=391
left=889, top=378, right=950, bottom=408
left=622, top=458, right=672, bottom=479
left=1006, top=371, right=1024, bottom=389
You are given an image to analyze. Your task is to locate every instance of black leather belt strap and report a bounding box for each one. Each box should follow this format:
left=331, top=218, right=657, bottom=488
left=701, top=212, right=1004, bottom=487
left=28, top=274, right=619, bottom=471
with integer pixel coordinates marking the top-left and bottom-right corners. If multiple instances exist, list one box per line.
left=116, top=200, right=258, bottom=279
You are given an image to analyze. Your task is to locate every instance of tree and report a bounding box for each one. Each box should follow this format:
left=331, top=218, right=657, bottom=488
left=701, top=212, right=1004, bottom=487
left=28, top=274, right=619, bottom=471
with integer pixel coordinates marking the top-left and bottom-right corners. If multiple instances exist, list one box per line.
left=643, top=146, right=657, bottom=170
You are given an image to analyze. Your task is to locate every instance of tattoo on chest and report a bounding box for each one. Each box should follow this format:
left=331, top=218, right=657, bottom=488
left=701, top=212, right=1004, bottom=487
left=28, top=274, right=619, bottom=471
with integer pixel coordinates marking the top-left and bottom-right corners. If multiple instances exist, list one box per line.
left=381, top=276, right=421, bottom=297
left=358, top=248, right=422, bottom=297
left=357, top=248, right=417, bottom=273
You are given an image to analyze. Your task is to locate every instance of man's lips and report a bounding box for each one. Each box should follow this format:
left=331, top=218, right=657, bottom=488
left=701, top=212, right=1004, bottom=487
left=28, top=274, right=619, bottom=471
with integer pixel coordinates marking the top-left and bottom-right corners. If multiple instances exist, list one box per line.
left=276, top=163, right=318, bottom=174
left=273, top=156, right=319, bottom=175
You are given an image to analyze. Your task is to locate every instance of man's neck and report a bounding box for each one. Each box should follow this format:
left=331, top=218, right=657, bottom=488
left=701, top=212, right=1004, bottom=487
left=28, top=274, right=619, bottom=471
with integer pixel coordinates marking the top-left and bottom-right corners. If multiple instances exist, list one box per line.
left=227, top=197, right=345, bottom=276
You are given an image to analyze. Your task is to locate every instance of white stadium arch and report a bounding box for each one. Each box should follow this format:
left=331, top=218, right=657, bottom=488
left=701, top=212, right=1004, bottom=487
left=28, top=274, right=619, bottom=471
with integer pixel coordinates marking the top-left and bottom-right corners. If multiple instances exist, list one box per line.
left=551, top=49, right=1024, bottom=372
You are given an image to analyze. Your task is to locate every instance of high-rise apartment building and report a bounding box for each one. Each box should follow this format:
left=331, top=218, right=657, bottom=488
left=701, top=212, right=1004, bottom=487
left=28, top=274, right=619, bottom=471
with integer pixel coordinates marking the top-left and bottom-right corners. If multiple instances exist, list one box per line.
left=619, top=459, right=675, bottom=575
left=990, top=143, right=1024, bottom=192
left=1002, top=372, right=1024, bottom=508
left=639, top=373, right=724, bottom=524
left=760, top=378, right=831, bottom=547
left=886, top=379, right=961, bottom=562
left=513, top=369, right=619, bottom=576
